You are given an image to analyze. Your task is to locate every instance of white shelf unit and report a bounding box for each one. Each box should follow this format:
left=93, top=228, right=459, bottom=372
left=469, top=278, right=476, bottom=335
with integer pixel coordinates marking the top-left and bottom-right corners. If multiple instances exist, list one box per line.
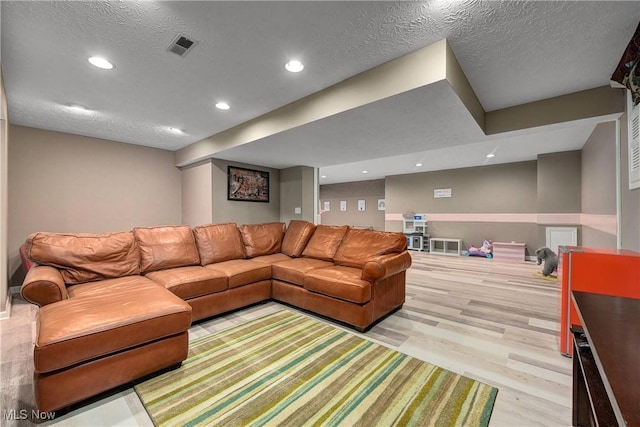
left=429, top=238, right=462, bottom=256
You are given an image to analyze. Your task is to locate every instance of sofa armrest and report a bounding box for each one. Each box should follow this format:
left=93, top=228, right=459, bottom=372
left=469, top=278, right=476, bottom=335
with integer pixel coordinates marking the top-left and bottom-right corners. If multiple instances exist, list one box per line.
left=21, top=266, right=68, bottom=307
left=362, top=251, right=412, bottom=282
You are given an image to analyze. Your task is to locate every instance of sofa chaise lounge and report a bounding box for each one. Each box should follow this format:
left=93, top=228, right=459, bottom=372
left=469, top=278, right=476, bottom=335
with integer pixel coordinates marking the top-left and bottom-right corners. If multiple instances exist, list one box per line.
left=20, top=220, right=412, bottom=412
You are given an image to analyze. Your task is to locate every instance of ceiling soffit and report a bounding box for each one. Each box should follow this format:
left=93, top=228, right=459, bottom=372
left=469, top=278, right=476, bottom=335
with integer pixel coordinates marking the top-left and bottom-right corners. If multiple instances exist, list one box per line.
left=176, top=38, right=624, bottom=171
left=176, top=39, right=456, bottom=167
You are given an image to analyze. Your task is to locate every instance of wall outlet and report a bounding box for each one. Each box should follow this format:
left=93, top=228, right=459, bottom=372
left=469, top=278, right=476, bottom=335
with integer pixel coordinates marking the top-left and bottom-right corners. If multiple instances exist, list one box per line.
left=294, top=207, right=302, bottom=214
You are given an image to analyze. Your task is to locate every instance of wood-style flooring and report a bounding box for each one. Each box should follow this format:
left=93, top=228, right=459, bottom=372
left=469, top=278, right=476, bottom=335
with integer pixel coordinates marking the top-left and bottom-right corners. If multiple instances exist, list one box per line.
left=0, top=252, right=572, bottom=426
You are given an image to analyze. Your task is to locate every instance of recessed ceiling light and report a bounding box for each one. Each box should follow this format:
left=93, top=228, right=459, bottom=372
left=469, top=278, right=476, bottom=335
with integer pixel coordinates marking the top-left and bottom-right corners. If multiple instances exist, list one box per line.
left=486, top=153, right=496, bottom=158
left=64, top=103, right=91, bottom=113
left=88, top=56, right=114, bottom=70
left=215, top=102, right=231, bottom=110
left=321, top=175, right=327, bottom=178
left=416, top=163, right=423, bottom=167
left=168, top=127, right=185, bottom=135
left=362, top=170, right=368, bottom=174
left=285, top=60, right=304, bottom=73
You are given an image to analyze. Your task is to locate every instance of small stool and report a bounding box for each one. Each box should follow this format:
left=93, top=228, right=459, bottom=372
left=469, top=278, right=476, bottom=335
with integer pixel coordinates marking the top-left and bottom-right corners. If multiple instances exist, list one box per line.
left=33, top=278, right=191, bottom=412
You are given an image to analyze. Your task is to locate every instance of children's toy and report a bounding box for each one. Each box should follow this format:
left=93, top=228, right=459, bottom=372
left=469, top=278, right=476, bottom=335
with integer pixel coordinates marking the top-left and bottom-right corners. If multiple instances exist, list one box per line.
left=535, top=247, right=558, bottom=276
left=463, top=239, right=493, bottom=258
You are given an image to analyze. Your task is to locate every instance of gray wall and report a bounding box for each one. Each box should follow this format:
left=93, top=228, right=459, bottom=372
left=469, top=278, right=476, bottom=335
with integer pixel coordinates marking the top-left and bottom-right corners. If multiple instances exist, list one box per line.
left=535, top=150, right=582, bottom=249
left=8, top=125, right=182, bottom=285
left=280, top=166, right=315, bottom=224
left=320, top=180, right=385, bottom=230
left=1, top=71, right=8, bottom=315
left=211, top=159, right=280, bottom=226
left=581, top=122, right=617, bottom=248
left=181, top=160, right=213, bottom=227
left=387, top=161, right=538, bottom=214
left=537, top=151, right=581, bottom=213
left=582, top=123, right=616, bottom=215
left=386, top=161, right=540, bottom=254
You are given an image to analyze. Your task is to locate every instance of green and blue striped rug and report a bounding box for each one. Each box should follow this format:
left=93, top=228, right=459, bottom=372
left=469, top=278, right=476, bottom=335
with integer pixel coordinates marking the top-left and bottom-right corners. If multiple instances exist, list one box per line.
left=135, top=310, right=497, bottom=426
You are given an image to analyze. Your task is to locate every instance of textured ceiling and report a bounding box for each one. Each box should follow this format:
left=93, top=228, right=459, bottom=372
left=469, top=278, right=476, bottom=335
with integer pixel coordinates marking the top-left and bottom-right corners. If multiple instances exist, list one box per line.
left=2, top=1, right=639, bottom=183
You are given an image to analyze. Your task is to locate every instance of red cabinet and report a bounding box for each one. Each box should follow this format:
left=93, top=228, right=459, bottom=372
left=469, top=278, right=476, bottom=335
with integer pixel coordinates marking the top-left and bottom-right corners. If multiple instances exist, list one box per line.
left=559, top=246, right=640, bottom=356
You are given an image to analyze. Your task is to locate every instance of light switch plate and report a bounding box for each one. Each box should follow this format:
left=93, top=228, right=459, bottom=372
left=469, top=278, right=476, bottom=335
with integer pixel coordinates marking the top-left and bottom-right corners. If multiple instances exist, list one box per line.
left=294, top=207, right=302, bottom=214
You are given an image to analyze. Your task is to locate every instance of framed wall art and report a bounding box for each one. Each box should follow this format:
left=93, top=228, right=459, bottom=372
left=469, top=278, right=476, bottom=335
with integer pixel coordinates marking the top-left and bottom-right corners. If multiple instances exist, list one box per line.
left=227, top=166, right=270, bottom=202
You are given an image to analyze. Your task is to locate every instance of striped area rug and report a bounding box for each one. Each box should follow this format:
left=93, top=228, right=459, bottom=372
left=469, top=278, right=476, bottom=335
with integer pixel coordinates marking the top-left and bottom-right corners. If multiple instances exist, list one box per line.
left=135, top=310, right=497, bottom=427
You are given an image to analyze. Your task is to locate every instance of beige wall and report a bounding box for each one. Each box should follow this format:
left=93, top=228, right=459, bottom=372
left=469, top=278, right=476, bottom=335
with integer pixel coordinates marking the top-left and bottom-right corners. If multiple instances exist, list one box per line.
left=535, top=151, right=582, bottom=249
left=8, top=125, right=182, bottom=286
left=537, top=151, right=581, bottom=213
left=582, top=227, right=617, bottom=249
left=183, top=161, right=312, bottom=228
left=301, top=166, right=316, bottom=224
left=210, top=159, right=280, bottom=226
left=181, top=160, right=213, bottom=227
left=319, top=179, right=385, bottom=231
left=385, top=162, right=540, bottom=254
left=582, top=122, right=616, bottom=215
left=1, top=70, right=8, bottom=316
left=387, top=161, right=538, bottom=214
left=280, top=166, right=315, bottom=224
left=580, top=122, right=617, bottom=248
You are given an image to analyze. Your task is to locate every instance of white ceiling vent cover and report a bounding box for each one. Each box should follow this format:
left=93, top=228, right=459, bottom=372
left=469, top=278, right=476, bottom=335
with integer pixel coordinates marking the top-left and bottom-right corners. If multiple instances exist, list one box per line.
left=167, top=34, right=198, bottom=57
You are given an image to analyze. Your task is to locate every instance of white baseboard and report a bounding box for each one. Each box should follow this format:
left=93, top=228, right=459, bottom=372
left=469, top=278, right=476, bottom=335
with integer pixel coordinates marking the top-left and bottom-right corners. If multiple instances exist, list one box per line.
left=0, top=294, right=11, bottom=320
left=0, top=287, right=21, bottom=320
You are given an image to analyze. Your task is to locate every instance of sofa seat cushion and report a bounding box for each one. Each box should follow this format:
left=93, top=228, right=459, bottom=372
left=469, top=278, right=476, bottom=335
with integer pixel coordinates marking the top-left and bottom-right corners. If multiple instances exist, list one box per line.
left=67, top=275, right=158, bottom=299
left=145, top=266, right=228, bottom=300
left=250, top=253, right=292, bottom=264
left=272, top=258, right=334, bottom=286
left=204, top=259, right=271, bottom=289
left=303, top=266, right=371, bottom=304
left=35, top=281, right=192, bottom=374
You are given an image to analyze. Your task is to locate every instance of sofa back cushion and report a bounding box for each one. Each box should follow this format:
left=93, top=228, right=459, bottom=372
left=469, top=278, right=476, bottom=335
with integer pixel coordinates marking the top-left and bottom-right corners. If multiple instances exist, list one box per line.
left=239, top=222, right=286, bottom=258
left=193, top=223, right=246, bottom=265
left=301, top=225, right=349, bottom=261
left=25, top=231, right=140, bottom=285
left=134, top=225, right=200, bottom=273
left=281, top=220, right=316, bottom=258
left=333, top=229, right=408, bottom=268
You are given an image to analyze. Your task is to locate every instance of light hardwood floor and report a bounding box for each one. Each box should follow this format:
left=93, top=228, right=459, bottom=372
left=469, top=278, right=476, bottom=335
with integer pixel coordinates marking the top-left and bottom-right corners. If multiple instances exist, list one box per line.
left=0, top=252, right=572, bottom=426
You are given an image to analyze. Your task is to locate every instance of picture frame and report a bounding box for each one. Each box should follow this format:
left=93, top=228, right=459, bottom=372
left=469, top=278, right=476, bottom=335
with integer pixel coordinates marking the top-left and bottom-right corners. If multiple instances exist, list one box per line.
left=227, top=166, right=270, bottom=202
left=377, top=199, right=386, bottom=211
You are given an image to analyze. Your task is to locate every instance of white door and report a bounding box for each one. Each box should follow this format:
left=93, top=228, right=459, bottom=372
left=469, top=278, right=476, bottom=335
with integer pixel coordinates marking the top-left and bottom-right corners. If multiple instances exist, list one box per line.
left=546, top=227, right=578, bottom=254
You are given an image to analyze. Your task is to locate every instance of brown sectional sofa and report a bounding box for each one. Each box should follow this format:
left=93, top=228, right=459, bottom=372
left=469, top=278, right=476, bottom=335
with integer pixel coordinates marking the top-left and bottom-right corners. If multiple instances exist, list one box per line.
left=20, top=220, right=411, bottom=413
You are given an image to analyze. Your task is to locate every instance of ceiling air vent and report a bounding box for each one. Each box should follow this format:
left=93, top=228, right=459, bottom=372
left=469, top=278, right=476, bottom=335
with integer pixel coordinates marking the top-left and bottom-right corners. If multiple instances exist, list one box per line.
left=167, top=34, right=198, bottom=57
